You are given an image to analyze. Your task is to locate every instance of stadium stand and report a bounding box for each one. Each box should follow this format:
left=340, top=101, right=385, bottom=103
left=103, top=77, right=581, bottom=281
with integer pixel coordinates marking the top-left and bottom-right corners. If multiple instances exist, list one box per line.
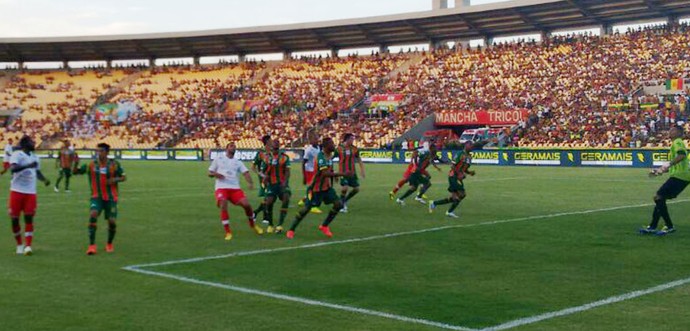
left=2, top=24, right=690, bottom=149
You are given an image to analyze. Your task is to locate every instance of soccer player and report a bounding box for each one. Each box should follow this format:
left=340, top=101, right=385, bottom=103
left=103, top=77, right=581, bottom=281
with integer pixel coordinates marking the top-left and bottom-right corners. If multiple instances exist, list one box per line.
left=73, top=143, right=126, bottom=255
left=640, top=126, right=690, bottom=235
left=429, top=141, right=475, bottom=218
left=287, top=137, right=351, bottom=239
left=335, top=133, right=365, bottom=213
left=251, top=135, right=271, bottom=222
left=8, top=136, right=51, bottom=255
left=389, top=149, right=418, bottom=200
left=396, top=144, right=440, bottom=206
left=298, top=132, right=323, bottom=214
left=263, top=139, right=291, bottom=233
left=1, top=138, right=13, bottom=175
left=54, top=140, right=79, bottom=192
left=209, top=142, right=263, bottom=240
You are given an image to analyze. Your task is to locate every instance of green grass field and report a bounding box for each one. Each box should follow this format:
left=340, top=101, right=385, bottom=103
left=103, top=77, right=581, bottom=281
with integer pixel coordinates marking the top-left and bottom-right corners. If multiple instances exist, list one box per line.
left=2, top=160, right=690, bottom=331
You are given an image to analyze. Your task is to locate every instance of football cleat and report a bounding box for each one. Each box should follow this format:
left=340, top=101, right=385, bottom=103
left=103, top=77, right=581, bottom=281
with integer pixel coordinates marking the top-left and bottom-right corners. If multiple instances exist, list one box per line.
left=224, top=232, right=233, bottom=241
left=53, top=186, right=59, bottom=193
left=310, top=207, right=323, bottom=214
left=266, top=226, right=275, bottom=234
left=105, top=243, right=114, bottom=253
left=253, top=225, right=264, bottom=235
left=23, top=246, right=33, bottom=256
left=86, top=245, right=97, bottom=255
left=428, top=201, right=436, bottom=213
left=298, top=199, right=305, bottom=207
left=274, top=226, right=284, bottom=234
left=396, top=198, right=406, bottom=206
left=445, top=211, right=459, bottom=218
left=389, top=191, right=396, bottom=200
left=422, top=194, right=429, bottom=200
left=656, top=226, right=676, bottom=236
left=16, top=245, right=24, bottom=255
left=340, top=205, right=348, bottom=213
left=286, top=230, right=295, bottom=239
left=318, top=225, right=333, bottom=238
left=414, top=197, right=427, bottom=205
left=639, top=226, right=656, bottom=234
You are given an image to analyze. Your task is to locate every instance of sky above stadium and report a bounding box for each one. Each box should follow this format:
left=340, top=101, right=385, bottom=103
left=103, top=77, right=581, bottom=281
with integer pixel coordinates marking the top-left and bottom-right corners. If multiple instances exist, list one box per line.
left=0, top=0, right=507, bottom=38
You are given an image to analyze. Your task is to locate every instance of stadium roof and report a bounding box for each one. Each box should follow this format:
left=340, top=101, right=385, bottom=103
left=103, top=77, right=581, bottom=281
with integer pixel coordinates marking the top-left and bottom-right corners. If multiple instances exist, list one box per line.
left=1, top=0, right=689, bottom=62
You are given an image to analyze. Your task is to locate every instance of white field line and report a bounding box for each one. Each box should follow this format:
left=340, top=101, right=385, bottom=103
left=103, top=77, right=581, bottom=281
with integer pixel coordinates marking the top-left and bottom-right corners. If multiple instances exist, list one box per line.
left=123, top=266, right=475, bottom=331
left=479, top=276, right=690, bottom=331
left=122, top=199, right=690, bottom=330
left=126, top=198, right=690, bottom=269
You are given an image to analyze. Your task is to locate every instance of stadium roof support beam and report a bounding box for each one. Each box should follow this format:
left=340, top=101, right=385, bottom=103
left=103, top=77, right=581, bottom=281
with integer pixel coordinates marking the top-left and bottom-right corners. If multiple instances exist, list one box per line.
left=311, top=31, right=336, bottom=50
left=356, top=25, right=385, bottom=45
left=566, top=0, right=604, bottom=25
left=513, top=8, right=548, bottom=33
left=403, top=20, right=433, bottom=43
left=262, top=33, right=291, bottom=54
left=458, top=15, right=492, bottom=40
left=643, top=0, right=672, bottom=18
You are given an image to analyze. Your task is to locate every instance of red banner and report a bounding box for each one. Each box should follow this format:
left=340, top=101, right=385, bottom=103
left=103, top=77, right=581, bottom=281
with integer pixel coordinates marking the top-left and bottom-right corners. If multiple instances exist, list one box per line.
left=370, top=94, right=403, bottom=102
left=435, top=110, right=529, bottom=126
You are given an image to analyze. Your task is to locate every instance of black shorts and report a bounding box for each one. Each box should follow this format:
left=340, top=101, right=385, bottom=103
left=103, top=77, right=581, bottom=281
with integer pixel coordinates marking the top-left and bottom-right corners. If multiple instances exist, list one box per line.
left=657, top=177, right=690, bottom=199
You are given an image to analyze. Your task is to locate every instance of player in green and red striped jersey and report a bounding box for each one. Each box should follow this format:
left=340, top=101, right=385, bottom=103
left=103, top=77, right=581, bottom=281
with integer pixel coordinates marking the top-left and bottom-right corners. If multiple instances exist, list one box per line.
left=396, top=143, right=441, bottom=206
left=429, top=142, right=474, bottom=218
left=334, top=133, right=365, bottom=213
left=263, top=139, right=292, bottom=234
left=287, top=137, right=352, bottom=239
left=73, top=143, right=126, bottom=255
left=251, top=135, right=271, bottom=222
left=54, top=140, right=79, bottom=192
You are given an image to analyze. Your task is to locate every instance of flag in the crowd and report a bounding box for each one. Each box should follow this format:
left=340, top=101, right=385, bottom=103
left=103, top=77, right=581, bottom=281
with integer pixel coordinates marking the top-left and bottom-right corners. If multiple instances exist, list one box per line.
left=665, top=78, right=684, bottom=90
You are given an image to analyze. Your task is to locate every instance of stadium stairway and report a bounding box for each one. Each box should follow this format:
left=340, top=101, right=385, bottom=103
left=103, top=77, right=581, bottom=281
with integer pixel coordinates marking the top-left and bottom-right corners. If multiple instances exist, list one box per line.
left=0, top=71, right=17, bottom=93
left=245, top=61, right=281, bottom=85
left=392, top=113, right=436, bottom=147
left=384, top=52, right=425, bottom=82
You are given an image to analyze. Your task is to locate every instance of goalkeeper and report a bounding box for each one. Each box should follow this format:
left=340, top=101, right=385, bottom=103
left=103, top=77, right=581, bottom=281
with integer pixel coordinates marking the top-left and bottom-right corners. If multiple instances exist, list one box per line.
left=641, top=125, right=690, bottom=236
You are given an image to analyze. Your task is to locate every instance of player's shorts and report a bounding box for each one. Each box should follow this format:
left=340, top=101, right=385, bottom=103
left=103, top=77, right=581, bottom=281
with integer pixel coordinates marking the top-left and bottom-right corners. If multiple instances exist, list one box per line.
left=657, top=177, right=690, bottom=199
left=265, top=183, right=292, bottom=198
left=90, top=198, right=118, bottom=219
left=8, top=191, right=37, bottom=217
left=215, top=188, right=247, bottom=206
left=306, top=188, right=338, bottom=207
left=408, top=172, right=430, bottom=187
left=448, top=177, right=465, bottom=193
left=2, top=162, right=9, bottom=170
left=303, top=170, right=315, bottom=185
left=59, top=167, right=72, bottom=177
left=340, top=175, right=360, bottom=188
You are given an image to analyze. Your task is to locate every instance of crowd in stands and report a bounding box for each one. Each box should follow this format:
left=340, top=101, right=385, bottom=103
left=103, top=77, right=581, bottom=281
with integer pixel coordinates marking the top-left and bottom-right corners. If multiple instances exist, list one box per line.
left=177, top=53, right=409, bottom=149
left=381, top=23, right=690, bottom=148
left=2, top=24, right=690, bottom=150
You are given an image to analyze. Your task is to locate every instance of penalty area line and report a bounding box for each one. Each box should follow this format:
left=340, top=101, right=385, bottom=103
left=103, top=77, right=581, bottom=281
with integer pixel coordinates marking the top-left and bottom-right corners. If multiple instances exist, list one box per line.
left=125, top=198, right=690, bottom=269
left=123, top=265, right=477, bottom=331
left=122, top=198, right=690, bottom=330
